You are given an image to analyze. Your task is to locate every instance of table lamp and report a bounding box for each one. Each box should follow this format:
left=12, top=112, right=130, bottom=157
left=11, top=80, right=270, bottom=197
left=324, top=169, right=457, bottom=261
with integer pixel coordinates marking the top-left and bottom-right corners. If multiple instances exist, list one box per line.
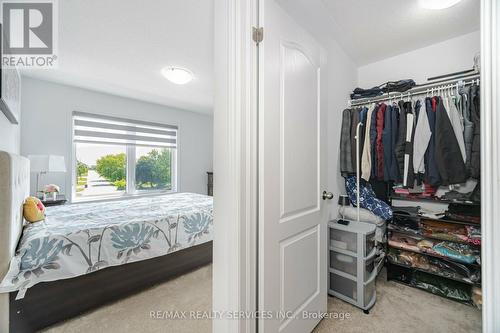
left=28, top=155, right=67, bottom=198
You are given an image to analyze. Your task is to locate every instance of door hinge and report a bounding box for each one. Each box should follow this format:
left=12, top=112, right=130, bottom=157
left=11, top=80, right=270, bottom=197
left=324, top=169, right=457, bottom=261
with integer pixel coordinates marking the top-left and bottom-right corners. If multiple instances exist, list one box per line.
left=252, top=27, right=263, bottom=44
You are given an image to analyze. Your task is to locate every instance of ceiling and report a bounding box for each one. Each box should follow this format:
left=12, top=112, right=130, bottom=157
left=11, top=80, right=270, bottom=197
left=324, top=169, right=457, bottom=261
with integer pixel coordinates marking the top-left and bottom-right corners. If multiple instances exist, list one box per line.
left=24, top=0, right=479, bottom=114
left=280, top=0, right=480, bottom=66
left=23, top=0, right=214, bottom=114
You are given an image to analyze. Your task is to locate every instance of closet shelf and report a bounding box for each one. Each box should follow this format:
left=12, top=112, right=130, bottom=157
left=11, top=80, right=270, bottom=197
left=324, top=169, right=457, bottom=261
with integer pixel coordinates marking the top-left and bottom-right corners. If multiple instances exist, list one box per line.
left=387, top=241, right=480, bottom=268
left=392, top=212, right=480, bottom=226
left=390, top=194, right=480, bottom=206
left=386, top=259, right=480, bottom=286
left=386, top=268, right=475, bottom=307
left=387, top=225, right=481, bottom=247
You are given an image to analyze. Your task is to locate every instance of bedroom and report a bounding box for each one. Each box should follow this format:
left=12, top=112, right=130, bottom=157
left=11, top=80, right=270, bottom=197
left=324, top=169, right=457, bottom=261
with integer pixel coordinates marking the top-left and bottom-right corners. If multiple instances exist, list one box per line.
left=0, top=1, right=214, bottom=332
left=1, top=0, right=500, bottom=332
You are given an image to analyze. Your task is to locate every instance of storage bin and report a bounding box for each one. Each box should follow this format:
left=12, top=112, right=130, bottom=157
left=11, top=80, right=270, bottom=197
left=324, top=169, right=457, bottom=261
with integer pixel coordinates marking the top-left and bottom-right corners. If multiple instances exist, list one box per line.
left=330, top=271, right=357, bottom=301
left=330, top=250, right=357, bottom=277
left=364, top=256, right=375, bottom=281
left=365, top=232, right=375, bottom=257
left=364, top=278, right=376, bottom=307
left=330, top=228, right=357, bottom=253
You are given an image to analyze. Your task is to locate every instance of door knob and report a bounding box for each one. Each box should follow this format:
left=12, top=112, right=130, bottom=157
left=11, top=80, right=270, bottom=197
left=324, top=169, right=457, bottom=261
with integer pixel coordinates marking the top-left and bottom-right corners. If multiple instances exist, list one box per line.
left=322, top=191, right=334, bottom=200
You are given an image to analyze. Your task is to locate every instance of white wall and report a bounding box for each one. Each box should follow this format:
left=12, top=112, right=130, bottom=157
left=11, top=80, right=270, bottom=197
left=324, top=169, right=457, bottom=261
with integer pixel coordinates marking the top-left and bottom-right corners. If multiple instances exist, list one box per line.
left=21, top=77, right=213, bottom=198
left=358, top=31, right=480, bottom=87
left=0, top=103, right=21, bottom=154
left=326, top=41, right=358, bottom=218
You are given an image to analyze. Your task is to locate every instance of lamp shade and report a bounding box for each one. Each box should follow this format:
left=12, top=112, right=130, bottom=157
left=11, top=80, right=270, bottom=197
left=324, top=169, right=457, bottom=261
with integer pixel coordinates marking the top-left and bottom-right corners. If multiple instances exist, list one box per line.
left=28, top=155, right=67, bottom=173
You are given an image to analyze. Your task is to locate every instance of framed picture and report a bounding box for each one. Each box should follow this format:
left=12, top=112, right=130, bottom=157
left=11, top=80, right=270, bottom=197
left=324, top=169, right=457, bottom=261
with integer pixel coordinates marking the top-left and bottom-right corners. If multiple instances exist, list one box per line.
left=0, top=23, right=21, bottom=125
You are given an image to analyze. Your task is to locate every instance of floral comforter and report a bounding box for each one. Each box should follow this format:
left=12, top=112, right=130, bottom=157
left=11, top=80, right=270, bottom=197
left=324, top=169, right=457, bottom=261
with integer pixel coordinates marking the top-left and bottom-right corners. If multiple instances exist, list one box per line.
left=0, top=193, right=213, bottom=296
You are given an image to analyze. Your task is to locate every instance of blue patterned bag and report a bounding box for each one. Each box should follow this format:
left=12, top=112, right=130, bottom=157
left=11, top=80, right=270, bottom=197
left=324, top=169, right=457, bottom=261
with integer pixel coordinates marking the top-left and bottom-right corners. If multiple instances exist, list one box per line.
left=345, top=176, right=392, bottom=220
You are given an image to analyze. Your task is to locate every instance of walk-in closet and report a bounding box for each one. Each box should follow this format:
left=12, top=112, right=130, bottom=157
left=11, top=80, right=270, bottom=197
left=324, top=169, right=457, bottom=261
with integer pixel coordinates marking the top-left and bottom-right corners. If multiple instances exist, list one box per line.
left=276, top=0, right=485, bottom=332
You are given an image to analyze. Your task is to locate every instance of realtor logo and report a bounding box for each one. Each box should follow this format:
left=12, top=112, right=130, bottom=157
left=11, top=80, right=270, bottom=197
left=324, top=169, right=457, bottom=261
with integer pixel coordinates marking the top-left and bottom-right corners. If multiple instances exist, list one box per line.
left=2, top=0, right=58, bottom=68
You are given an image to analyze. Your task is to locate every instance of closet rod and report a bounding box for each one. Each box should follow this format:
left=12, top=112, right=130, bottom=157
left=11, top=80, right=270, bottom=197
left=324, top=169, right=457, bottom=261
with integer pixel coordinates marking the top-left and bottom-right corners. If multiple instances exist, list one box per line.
left=349, top=72, right=480, bottom=107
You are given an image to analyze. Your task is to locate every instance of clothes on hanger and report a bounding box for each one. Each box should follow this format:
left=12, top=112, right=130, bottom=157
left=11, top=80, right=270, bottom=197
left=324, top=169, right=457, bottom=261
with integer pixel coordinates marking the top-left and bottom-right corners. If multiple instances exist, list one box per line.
left=470, top=84, right=481, bottom=179
left=339, top=82, right=480, bottom=192
left=435, top=96, right=468, bottom=185
left=413, top=99, right=432, bottom=182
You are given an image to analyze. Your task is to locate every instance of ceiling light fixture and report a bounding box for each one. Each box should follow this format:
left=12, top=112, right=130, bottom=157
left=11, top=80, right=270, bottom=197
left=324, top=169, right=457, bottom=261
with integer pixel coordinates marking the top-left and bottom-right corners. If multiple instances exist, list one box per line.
left=161, top=66, right=193, bottom=85
left=419, top=0, right=462, bottom=10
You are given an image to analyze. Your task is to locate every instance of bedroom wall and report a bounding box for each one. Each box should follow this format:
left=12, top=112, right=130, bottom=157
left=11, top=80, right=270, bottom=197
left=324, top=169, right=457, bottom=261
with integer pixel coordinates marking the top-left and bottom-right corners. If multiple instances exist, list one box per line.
left=357, top=30, right=480, bottom=87
left=0, top=108, right=21, bottom=154
left=20, top=77, right=213, bottom=199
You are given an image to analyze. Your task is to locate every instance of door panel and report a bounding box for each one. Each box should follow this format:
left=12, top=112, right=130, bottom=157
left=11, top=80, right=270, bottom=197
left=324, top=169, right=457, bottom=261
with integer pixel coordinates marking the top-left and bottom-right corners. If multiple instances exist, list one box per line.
left=280, top=42, right=320, bottom=220
left=259, top=1, right=326, bottom=332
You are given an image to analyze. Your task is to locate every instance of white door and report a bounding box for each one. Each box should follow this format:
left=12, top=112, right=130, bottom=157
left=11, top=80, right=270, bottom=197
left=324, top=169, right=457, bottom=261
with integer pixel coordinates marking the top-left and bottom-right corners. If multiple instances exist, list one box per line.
left=258, top=0, right=328, bottom=332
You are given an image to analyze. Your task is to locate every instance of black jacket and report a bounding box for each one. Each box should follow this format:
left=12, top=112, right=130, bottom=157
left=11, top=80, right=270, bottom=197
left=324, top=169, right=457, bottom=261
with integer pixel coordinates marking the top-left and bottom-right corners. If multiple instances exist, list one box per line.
left=434, top=97, right=467, bottom=185
left=424, top=97, right=441, bottom=187
left=470, top=85, right=480, bottom=179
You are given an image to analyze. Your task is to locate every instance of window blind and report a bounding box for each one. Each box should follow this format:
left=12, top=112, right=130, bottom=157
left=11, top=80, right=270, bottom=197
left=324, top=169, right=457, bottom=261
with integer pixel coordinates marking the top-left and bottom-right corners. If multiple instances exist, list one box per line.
left=73, top=111, right=177, bottom=148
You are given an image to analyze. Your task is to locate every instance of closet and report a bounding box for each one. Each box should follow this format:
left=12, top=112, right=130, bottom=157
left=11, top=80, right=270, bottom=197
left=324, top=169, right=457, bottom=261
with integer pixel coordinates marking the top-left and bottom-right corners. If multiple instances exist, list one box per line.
left=334, top=70, right=482, bottom=310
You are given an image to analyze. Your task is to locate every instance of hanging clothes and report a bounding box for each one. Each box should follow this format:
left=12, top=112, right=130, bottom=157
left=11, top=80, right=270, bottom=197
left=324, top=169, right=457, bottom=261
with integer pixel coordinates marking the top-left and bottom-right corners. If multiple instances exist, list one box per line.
left=358, top=107, right=369, bottom=171
left=375, top=103, right=386, bottom=180
left=424, top=97, right=441, bottom=187
left=340, top=108, right=354, bottom=176
left=369, top=104, right=379, bottom=179
left=403, top=102, right=416, bottom=188
left=350, top=108, right=361, bottom=174
left=470, top=84, right=480, bottom=179
left=383, top=104, right=395, bottom=181
left=446, top=96, right=467, bottom=163
left=394, top=101, right=408, bottom=183
left=435, top=96, right=467, bottom=185
left=413, top=99, right=432, bottom=180
left=460, top=86, right=474, bottom=175
left=361, top=104, right=377, bottom=181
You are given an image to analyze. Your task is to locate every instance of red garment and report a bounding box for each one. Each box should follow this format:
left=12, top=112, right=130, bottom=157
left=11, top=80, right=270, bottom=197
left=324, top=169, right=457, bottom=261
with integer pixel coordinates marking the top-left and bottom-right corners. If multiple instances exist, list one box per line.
left=432, top=97, right=437, bottom=112
left=376, top=104, right=386, bottom=180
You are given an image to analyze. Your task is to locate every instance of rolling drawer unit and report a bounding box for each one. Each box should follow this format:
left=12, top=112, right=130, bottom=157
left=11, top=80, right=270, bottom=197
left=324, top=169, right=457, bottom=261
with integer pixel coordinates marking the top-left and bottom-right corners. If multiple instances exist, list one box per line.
left=328, top=220, right=382, bottom=313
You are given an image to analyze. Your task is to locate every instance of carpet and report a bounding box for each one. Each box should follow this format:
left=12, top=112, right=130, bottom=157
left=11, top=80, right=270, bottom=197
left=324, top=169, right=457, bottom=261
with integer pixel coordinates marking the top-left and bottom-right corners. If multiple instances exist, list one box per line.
left=42, top=265, right=481, bottom=333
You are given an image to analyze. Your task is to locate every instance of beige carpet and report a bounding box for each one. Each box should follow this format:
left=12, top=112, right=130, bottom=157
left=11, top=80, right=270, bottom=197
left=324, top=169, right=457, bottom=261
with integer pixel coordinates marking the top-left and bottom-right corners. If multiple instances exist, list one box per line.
left=42, top=265, right=481, bottom=333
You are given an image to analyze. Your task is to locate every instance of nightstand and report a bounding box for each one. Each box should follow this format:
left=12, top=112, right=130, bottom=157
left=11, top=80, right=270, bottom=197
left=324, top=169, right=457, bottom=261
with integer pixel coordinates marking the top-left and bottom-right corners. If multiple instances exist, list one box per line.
left=41, top=194, right=67, bottom=207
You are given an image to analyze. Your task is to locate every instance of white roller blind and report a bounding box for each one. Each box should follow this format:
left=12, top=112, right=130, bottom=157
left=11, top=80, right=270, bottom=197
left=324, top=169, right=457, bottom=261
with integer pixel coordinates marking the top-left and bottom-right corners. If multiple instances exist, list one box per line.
left=73, top=111, right=177, bottom=148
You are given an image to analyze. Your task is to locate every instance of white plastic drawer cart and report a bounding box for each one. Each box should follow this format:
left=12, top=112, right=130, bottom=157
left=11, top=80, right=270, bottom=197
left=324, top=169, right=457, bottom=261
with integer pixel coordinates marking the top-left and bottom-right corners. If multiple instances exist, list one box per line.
left=328, top=219, right=383, bottom=313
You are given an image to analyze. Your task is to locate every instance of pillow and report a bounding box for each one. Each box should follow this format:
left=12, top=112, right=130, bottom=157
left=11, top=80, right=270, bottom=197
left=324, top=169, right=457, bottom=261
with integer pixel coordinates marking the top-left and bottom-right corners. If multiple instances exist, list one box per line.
left=23, top=197, right=46, bottom=223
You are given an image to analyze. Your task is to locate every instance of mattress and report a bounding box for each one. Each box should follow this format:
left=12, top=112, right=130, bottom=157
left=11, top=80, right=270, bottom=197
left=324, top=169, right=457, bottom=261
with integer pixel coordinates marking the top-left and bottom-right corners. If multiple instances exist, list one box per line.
left=0, top=192, right=213, bottom=295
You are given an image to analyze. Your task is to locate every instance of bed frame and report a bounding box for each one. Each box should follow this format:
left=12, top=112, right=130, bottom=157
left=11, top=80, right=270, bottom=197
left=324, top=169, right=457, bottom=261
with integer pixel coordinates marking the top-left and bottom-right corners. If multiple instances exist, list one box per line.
left=0, top=151, right=213, bottom=333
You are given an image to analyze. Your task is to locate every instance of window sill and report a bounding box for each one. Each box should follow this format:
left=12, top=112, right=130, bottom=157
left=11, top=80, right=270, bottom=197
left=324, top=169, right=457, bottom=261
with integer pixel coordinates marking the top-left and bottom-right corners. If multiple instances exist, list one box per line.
left=71, top=190, right=178, bottom=204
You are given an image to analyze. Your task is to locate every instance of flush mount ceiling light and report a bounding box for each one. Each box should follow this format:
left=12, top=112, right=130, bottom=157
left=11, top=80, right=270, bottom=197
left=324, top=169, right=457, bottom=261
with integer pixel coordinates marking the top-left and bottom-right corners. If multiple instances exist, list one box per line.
left=161, top=67, right=193, bottom=85
left=419, top=0, right=462, bottom=10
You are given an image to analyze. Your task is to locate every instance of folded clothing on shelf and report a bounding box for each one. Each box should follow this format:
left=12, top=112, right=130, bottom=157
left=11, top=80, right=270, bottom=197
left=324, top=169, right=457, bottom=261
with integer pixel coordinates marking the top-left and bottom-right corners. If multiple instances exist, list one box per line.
left=388, top=248, right=480, bottom=283
left=420, top=219, right=468, bottom=242
left=433, top=242, right=480, bottom=265
left=388, top=232, right=481, bottom=265
left=350, top=79, right=416, bottom=100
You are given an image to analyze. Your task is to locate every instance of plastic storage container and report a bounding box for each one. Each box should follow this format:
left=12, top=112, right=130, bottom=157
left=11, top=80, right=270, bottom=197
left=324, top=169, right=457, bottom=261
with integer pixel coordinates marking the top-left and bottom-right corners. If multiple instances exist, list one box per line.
left=330, top=271, right=357, bottom=301
left=330, top=228, right=357, bottom=253
left=328, top=219, right=380, bottom=312
left=330, top=250, right=357, bottom=277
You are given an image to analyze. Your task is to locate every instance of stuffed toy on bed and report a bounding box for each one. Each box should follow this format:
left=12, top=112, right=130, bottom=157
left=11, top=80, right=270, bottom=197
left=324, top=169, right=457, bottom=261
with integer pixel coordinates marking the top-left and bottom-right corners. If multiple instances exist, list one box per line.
left=23, top=197, right=46, bottom=223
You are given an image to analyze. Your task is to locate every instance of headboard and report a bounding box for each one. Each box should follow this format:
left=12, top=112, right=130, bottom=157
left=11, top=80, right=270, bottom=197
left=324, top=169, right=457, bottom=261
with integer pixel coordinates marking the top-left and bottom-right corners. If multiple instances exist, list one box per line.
left=0, top=151, right=29, bottom=281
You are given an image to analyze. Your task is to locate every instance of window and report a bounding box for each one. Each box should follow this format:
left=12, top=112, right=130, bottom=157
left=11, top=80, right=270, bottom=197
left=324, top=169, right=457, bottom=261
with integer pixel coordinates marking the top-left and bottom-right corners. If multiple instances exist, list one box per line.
left=72, top=112, right=177, bottom=201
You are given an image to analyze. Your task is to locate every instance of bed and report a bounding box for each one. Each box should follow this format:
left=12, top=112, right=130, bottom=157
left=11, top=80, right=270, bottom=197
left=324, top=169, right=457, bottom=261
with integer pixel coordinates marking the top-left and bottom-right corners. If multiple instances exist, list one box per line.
left=0, top=151, right=213, bottom=332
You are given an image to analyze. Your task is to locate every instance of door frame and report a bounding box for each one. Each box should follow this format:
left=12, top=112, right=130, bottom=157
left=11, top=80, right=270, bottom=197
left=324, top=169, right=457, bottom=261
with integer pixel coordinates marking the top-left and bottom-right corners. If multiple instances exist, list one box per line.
left=480, top=0, right=500, bottom=332
left=213, top=0, right=259, bottom=333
